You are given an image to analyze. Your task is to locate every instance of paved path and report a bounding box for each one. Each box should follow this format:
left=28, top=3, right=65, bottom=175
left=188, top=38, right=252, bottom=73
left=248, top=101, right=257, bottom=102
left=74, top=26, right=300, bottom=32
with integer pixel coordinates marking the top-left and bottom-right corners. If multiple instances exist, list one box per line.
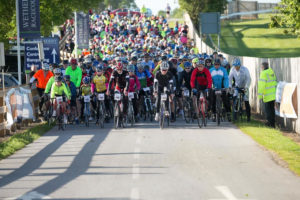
left=1, top=120, right=300, bottom=200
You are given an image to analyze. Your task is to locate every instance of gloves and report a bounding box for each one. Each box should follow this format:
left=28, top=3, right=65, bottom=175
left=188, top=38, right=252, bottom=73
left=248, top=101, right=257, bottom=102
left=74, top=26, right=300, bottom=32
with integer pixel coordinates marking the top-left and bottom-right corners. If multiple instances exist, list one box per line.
left=192, top=88, right=198, bottom=95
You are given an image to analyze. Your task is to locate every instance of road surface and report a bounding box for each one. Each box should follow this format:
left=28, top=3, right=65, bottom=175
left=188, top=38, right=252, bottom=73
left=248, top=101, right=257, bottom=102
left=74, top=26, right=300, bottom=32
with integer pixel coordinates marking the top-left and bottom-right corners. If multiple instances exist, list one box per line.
left=0, top=120, right=300, bottom=200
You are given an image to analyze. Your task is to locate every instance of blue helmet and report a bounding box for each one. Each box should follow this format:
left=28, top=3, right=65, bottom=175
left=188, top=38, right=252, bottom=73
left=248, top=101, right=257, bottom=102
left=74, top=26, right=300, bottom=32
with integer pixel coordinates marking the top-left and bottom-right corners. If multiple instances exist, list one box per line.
left=232, top=58, right=241, bottom=67
left=83, top=76, right=90, bottom=84
left=96, top=64, right=104, bottom=72
left=127, top=64, right=135, bottom=72
left=184, top=62, right=192, bottom=68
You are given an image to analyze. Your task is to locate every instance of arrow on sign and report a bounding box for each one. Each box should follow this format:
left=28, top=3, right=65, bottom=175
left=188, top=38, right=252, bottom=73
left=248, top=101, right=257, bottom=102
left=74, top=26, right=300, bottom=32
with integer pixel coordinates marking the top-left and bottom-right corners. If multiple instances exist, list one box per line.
left=51, top=48, right=57, bottom=63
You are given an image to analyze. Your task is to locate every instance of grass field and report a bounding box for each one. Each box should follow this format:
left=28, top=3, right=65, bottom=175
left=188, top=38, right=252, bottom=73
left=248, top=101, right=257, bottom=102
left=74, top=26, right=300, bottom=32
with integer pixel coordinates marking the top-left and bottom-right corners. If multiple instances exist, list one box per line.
left=208, top=14, right=300, bottom=58
left=236, top=119, right=300, bottom=176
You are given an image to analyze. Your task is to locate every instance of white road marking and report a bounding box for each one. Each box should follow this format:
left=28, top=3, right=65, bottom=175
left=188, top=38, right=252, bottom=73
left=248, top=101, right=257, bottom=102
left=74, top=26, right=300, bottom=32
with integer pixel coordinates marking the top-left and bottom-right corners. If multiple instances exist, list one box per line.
left=132, top=164, right=140, bottom=180
left=130, top=187, right=140, bottom=200
left=209, top=186, right=256, bottom=200
left=134, top=147, right=140, bottom=159
left=6, top=191, right=51, bottom=200
left=136, top=136, right=142, bottom=144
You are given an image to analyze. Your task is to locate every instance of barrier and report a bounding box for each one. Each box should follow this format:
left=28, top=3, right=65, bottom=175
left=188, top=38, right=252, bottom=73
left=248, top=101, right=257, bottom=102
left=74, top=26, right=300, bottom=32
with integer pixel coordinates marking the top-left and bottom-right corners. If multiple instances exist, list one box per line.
left=0, top=85, right=39, bottom=137
left=184, top=13, right=300, bottom=133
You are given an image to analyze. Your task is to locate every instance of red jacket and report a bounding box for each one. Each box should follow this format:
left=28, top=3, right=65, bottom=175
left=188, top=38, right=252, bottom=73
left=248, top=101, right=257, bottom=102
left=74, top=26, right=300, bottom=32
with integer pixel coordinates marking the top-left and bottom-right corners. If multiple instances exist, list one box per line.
left=190, top=67, right=212, bottom=89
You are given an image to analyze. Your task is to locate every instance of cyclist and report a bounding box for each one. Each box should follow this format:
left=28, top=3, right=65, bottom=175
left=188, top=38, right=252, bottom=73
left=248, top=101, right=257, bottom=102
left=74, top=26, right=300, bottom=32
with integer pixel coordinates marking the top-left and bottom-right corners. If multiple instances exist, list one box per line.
left=209, top=59, right=231, bottom=122
left=50, top=76, right=71, bottom=124
left=153, top=61, right=174, bottom=122
left=179, top=61, right=193, bottom=92
left=142, top=53, right=155, bottom=72
left=30, top=63, right=54, bottom=115
left=80, top=76, right=93, bottom=121
left=64, top=75, right=78, bottom=124
left=229, top=57, right=251, bottom=122
left=190, top=58, right=212, bottom=117
left=107, top=62, right=129, bottom=118
left=205, top=58, right=213, bottom=70
left=65, top=58, right=83, bottom=89
left=91, top=65, right=110, bottom=121
left=127, top=64, right=141, bottom=121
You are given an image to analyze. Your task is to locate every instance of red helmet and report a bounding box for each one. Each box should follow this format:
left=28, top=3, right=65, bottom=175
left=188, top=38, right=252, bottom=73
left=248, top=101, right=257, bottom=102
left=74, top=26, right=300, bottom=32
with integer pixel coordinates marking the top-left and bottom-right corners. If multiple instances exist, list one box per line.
left=70, top=58, right=77, bottom=65
left=116, top=62, right=123, bottom=70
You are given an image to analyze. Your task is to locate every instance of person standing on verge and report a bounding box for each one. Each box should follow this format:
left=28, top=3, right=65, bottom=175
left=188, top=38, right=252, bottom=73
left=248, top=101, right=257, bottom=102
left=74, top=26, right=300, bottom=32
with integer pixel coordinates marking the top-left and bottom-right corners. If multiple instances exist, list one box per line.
left=258, top=62, right=277, bottom=128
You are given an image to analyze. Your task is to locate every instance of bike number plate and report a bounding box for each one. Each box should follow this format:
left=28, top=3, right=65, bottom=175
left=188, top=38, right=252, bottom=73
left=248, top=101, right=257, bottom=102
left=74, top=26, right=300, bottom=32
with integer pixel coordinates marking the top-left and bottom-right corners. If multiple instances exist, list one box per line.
left=84, top=96, right=90, bottom=103
left=215, top=90, right=222, bottom=95
left=114, top=93, right=121, bottom=101
left=184, top=90, right=189, bottom=97
left=98, top=93, right=105, bottom=101
left=143, top=87, right=150, bottom=92
left=56, top=96, right=63, bottom=104
left=128, top=92, right=134, bottom=100
left=161, top=94, right=167, bottom=101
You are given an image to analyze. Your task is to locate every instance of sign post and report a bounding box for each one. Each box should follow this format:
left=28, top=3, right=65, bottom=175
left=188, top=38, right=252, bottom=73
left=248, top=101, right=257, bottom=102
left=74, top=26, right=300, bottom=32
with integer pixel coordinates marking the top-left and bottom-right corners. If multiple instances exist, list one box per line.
left=199, top=12, right=221, bottom=51
left=16, top=0, right=41, bottom=85
left=75, top=11, right=90, bottom=60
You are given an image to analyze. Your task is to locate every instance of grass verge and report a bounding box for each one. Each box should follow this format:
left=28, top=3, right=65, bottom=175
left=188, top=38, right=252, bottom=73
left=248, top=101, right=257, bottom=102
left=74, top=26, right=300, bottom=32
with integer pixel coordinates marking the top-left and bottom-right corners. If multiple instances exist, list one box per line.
left=235, top=119, right=300, bottom=176
left=0, top=123, right=53, bottom=160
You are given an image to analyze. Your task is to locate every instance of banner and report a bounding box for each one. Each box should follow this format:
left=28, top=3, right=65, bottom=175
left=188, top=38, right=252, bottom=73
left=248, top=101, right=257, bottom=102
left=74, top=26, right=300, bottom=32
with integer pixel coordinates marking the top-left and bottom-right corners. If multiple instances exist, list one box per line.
left=275, top=82, right=298, bottom=119
left=18, top=0, right=41, bottom=38
left=75, top=12, right=90, bottom=49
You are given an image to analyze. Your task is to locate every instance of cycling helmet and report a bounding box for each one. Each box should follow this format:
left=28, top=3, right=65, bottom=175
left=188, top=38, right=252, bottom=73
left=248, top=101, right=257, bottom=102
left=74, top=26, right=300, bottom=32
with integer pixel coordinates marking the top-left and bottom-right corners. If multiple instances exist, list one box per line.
left=161, top=55, right=168, bottom=61
left=131, top=56, right=138, bottom=61
left=127, top=64, right=135, bottom=72
left=84, top=57, right=92, bottom=64
left=55, top=75, right=63, bottom=82
left=53, top=68, right=62, bottom=75
left=96, top=65, right=104, bottom=72
left=137, top=63, right=144, bottom=70
left=198, top=59, right=205, bottom=65
left=214, top=59, right=221, bottom=65
left=116, top=62, right=123, bottom=70
left=192, top=58, right=199, bottom=64
left=160, top=61, right=169, bottom=70
left=64, top=75, right=71, bottom=81
left=232, top=57, right=241, bottom=67
left=83, top=76, right=91, bottom=84
left=70, top=58, right=77, bottom=65
left=184, top=62, right=192, bottom=68
left=42, top=63, right=50, bottom=70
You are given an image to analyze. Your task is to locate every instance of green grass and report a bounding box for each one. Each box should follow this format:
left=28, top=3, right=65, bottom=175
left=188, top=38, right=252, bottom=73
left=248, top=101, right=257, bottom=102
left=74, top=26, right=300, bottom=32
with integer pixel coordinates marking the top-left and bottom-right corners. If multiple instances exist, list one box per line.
left=208, top=14, right=300, bottom=58
left=0, top=123, right=53, bottom=160
left=236, top=119, right=300, bottom=176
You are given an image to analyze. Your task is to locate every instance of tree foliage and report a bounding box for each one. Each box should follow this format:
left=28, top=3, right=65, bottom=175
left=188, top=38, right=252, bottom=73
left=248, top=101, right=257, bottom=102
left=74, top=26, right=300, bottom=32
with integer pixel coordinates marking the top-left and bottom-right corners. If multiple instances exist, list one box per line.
left=158, top=10, right=166, bottom=18
left=102, top=0, right=137, bottom=10
left=270, top=0, right=300, bottom=37
left=171, top=8, right=185, bottom=19
left=178, top=0, right=227, bottom=29
left=0, top=0, right=110, bottom=49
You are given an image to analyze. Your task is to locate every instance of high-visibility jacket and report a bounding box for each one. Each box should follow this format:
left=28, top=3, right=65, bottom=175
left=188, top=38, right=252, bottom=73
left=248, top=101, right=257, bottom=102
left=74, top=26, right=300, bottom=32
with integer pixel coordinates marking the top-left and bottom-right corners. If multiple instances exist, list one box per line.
left=258, top=68, right=277, bottom=102
left=33, top=69, right=53, bottom=89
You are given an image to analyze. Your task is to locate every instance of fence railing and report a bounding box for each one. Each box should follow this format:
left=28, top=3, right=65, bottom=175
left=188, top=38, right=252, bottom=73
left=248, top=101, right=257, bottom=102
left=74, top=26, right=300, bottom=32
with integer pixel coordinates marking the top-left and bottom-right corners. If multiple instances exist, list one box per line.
left=184, top=13, right=300, bottom=133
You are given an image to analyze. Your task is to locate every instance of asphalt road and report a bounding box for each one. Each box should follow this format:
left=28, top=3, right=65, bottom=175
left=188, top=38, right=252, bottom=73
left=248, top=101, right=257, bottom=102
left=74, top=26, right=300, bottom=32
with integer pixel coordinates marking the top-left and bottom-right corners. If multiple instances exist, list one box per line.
left=1, top=119, right=300, bottom=200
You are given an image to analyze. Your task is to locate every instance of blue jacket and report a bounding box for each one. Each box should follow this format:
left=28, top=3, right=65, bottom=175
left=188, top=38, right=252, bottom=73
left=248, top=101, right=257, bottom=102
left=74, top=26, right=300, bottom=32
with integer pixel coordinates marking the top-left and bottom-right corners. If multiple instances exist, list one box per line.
left=68, top=81, right=77, bottom=99
left=209, top=66, right=229, bottom=89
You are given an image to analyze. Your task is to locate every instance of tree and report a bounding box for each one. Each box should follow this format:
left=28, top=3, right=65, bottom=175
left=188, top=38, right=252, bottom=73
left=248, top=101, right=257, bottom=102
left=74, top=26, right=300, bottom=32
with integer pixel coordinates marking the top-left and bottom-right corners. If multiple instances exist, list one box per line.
left=171, top=8, right=184, bottom=19
left=0, top=0, right=104, bottom=49
left=179, top=0, right=227, bottom=29
left=158, top=10, right=166, bottom=18
left=270, top=0, right=300, bottom=37
left=103, top=0, right=137, bottom=10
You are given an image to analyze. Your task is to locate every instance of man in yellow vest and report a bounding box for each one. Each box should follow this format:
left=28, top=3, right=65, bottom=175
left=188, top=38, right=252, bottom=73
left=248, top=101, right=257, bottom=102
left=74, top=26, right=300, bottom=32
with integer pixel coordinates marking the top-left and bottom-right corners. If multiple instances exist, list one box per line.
left=258, top=62, right=277, bottom=128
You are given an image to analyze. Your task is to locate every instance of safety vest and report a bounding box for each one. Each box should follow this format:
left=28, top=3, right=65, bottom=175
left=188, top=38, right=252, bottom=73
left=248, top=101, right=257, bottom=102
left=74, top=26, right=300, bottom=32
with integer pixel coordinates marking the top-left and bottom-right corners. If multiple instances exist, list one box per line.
left=258, top=68, right=277, bottom=102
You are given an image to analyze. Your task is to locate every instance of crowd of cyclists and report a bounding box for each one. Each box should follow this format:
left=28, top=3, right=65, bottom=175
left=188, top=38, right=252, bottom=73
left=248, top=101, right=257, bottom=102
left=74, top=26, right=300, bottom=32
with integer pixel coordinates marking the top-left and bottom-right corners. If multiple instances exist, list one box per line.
left=30, top=9, right=252, bottom=130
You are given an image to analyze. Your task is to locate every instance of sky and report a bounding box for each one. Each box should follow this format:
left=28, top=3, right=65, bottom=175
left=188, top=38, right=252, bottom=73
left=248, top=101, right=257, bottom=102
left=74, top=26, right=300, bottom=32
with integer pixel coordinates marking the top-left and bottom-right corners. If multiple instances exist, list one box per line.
left=135, top=0, right=281, bottom=15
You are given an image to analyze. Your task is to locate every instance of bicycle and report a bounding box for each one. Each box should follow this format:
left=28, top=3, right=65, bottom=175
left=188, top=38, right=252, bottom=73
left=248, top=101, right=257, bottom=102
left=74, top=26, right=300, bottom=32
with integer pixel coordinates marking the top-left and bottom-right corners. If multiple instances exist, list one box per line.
left=182, top=88, right=193, bottom=123
left=233, top=88, right=246, bottom=121
left=214, top=88, right=227, bottom=126
left=159, top=87, right=170, bottom=129
left=113, top=90, right=126, bottom=129
left=95, top=92, right=106, bottom=128
left=128, top=92, right=135, bottom=127
left=54, top=96, right=66, bottom=131
left=83, top=95, right=91, bottom=127
left=141, top=87, right=154, bottom=121
left=194, top=90, right=208, bottom=128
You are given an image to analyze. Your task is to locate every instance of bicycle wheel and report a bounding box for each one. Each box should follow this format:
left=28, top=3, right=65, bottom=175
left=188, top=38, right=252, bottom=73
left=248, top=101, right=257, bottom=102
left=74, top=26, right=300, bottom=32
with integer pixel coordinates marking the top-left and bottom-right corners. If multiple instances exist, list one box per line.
left=99, top=102, right=105, bottom=128
left=203, top=101, right=207, bottom=127
left=114, top=102, right=120, bottom=129
left=196, top=101, right=202, bottom=128
left=160, top=104, right=165, bottom=129
left=184, top=100, right=191, bottom=123
left=129, top=102, right=134, bottom=127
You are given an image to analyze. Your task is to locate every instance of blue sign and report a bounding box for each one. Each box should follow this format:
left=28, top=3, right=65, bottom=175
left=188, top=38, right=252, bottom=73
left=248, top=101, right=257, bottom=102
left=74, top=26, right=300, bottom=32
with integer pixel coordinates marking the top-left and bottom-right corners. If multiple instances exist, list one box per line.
left=24, top=37, right=60, bottom=70
left=18, top=0, right=41, bottom=38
